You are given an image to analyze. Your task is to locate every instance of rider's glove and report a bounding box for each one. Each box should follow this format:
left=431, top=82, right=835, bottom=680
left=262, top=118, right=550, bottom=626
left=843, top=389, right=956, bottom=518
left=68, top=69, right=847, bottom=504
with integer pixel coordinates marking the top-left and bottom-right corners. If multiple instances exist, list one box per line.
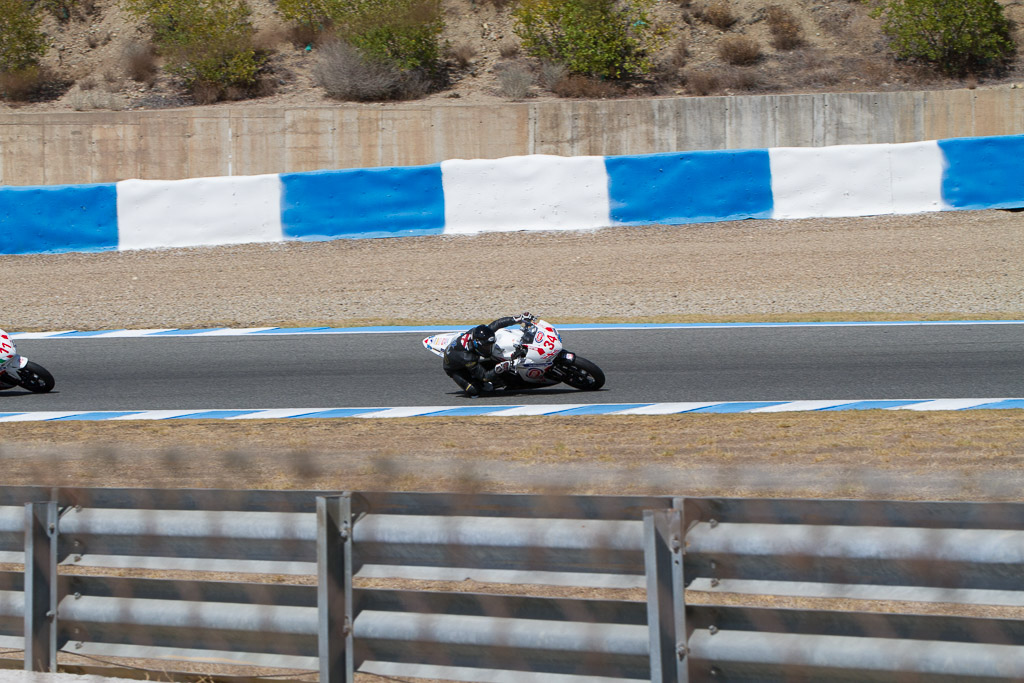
left=494, top=360, right=514, bottom=374
left=513, top=311, right=535, bottom=323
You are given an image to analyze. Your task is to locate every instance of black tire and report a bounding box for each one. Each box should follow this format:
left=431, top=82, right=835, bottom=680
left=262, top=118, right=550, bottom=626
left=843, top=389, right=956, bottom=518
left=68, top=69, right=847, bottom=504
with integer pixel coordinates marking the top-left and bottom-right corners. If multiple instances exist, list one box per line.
left=560, top=355, right=605, bottom=391
left=17, top=361, right=55, bottom=393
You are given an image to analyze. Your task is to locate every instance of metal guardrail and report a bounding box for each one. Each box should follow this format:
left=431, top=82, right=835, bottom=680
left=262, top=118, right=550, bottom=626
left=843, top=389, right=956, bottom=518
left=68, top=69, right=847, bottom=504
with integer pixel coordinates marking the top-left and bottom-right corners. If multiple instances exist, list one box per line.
left=0, top=487, right=1022, bottom=681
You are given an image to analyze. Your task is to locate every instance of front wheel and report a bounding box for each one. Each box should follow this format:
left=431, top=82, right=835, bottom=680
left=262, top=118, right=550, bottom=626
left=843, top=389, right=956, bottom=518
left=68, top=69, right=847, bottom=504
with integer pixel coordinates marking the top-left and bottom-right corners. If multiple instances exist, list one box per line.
left=17, top=361, right=55, bottom=393
left=559, top=355, right=605, bottom=391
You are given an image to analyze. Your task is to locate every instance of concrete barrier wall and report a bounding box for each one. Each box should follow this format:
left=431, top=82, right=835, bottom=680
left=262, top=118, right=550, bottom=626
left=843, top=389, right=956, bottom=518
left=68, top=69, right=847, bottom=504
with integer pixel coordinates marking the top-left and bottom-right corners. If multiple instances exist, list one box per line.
left=0, top=88, right=1022, bottom=186
left=4, top=134, right=1023, bottom=255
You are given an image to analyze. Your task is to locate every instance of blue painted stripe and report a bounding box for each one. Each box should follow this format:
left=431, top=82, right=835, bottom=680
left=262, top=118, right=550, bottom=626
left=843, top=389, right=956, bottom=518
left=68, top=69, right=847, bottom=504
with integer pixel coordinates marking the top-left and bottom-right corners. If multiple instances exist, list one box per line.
left=0, top=182, right=118, bottom=255
left=0, top=413, right=24, bottom=419
left=250, top=327, right=331, bottom=334
left=51, top=411, right=143, bottom=421
left=606, top=149, right=773, bottom=226
left=281, top=164, right=445, bottom=240
left=551, top=403, right=651, bottom=415
left=965, top=399, right=1024, bottom=410
left=819, top=400, right=924, bottom=411
left=169, top=410, right=263, bottom=420
left=52, top=330, right=125, bottom=338
left=423, top=406, right=517, bottom=417
left=688, top=402, right=787, bottom=413
left=940, top=135, right=1024, bottom=210
left=151, top=328, right=229, bottom=336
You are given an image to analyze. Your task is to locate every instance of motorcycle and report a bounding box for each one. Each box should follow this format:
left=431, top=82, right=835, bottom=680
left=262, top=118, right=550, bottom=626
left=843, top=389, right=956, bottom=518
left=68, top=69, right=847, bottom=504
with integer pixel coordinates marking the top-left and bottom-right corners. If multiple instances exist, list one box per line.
left=423, top=318, right=605, bottom=392
left=0, top=329, right=55, bottom=393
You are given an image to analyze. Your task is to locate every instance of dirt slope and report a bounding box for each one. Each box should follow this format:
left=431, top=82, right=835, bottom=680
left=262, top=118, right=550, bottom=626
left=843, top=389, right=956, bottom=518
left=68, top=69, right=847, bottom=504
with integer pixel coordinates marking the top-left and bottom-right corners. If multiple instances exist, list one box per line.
left=8, top=0, right=1024, bottom=113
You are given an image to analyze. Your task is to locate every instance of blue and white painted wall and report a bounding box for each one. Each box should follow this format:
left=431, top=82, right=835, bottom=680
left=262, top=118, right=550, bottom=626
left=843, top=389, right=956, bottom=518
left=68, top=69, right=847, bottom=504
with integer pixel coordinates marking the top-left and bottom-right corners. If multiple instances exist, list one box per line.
left=2, top=134, right=1023, bottom=255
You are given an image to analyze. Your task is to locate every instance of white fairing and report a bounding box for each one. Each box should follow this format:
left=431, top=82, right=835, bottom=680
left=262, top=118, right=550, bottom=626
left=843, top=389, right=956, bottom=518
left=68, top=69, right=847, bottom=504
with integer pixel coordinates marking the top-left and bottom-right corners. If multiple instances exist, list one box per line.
left=0, top=329, right=19, bottom=368
left=0, top=329, right=25, bottom=384
left=494, top=319, right=563, bottom=385
left=422, top=332, right=460, bottom=357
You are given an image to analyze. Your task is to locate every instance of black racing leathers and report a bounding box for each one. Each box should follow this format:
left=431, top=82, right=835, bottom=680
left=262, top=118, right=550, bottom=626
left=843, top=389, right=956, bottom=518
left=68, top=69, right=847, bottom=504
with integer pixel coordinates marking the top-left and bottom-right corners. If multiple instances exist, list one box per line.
left=443, top=317, right=518, bottom=395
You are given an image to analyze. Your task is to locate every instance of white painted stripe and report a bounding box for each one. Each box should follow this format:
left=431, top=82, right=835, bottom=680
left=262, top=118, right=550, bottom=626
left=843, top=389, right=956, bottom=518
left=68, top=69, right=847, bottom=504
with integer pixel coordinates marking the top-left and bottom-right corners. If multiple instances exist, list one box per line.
left=613, top=402, right=723, bottom=415
left=10, top=331, right=77, bottom=339
left=354, top=406, right=450, bottom=418
left=226, top=408, right=333, bottom=419
left=107, top=410, right=211, bottom=420
left=441, top=155, right=611, bottom=235
left=117, top=174, right=283, bottom=251
left=750, top=400, right=860, bottom=412
left=484, top=404, right=588, bottom=416
left=898, top=398, right=1008, bottom=411
left=889, top=140, right=947, bottom=213
left=88, top=328, right=176, bottom=337
left=192, top=327, right=279, bottom=336
left=770, top=141, right=944, bottom=219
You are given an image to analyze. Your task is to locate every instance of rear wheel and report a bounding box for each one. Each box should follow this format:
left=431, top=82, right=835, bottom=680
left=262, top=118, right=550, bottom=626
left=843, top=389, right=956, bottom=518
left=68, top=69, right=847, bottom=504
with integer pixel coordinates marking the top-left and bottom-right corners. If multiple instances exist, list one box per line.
left=560, top=356, right=605, bottom=391
left=17, top=361, right=55, bottom=393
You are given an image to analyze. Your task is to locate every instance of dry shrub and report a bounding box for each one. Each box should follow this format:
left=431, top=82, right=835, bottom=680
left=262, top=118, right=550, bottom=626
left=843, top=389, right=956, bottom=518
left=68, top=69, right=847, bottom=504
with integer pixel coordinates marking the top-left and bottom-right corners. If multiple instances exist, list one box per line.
left=123, top=42, right=157, bottom=83
left=0, top=67, right=71, bottom=102
left=68, top=87, right=126, bottom=111
left=496, top=62, right=532, bottom=99
left=191, top=81, right=221, bottom=105
left=447, top=43, right=477, bottom=68
left=684, top=68, right=721, bottom=95
left=700, top=1, right=737, bottom=30
left=476, top=0, right=513, bottom=8
left=718, top=34, right=762, bottom=65
left=766, top=5, right=804, bottom=50
left=551, top=74, right=623, bottom=98
left=314, top=38, right=430, bottom=101
left=665, top=35, right=689, bottom=71
left=498, top=41, right=521, bottom=58
left=537, top=60, right=568, bottom=89
left=719, top=65, right=765, bottom=90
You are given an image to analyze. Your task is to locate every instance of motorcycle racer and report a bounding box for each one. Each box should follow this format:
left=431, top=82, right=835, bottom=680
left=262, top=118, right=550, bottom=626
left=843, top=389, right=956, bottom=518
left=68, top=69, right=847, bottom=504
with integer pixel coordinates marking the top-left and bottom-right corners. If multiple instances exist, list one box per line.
left=443, top=312, right=536, bottom=397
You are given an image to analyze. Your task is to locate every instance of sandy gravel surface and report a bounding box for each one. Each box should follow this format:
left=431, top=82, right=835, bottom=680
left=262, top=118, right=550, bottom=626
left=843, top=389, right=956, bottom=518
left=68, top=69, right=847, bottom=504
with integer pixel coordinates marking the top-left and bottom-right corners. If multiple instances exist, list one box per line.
left=3, top=210, right=1022, bottom=331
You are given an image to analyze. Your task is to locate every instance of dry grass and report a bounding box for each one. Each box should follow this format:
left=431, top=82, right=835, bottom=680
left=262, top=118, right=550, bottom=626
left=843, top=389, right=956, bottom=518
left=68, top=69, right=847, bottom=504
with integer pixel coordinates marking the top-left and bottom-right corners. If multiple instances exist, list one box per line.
left=3, top=411, right=1022, bottom=500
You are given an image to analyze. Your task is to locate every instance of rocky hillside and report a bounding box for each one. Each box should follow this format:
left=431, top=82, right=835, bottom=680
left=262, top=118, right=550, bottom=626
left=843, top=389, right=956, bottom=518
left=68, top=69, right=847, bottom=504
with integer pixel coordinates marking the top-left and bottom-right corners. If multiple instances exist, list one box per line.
left=7, top=0, right=1024, bottom=113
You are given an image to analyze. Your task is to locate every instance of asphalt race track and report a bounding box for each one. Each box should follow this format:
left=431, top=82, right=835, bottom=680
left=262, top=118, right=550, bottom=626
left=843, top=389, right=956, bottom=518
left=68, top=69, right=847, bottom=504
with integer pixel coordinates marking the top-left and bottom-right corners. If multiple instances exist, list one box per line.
left=3, top=323, right=1022, bottom=412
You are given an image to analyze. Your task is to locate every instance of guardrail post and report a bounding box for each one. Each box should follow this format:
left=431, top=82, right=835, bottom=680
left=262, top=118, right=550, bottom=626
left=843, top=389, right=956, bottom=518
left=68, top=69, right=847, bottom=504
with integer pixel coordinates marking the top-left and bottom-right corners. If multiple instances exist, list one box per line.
left=317, top=494, right=354, bottom=683
left=24, top=501, right=58, bottom=672
left=644, top=500, right=687, bottom=683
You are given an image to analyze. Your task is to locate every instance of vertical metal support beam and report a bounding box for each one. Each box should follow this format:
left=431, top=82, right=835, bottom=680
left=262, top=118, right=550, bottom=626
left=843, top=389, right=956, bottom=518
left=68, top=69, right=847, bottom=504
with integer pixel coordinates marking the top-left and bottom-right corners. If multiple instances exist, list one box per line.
left=645, top=504, right=687, bottom=683
left=317, top=494, right=354, bottom=683
left=24, top=501, right=58, bottom=672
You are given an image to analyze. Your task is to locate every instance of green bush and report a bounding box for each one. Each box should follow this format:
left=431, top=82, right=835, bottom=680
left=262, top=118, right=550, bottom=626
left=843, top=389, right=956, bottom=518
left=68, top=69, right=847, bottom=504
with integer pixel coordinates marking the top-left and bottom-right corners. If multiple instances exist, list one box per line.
left=278, top=0, right=444, bottom=72
left=512, top=0, right=668, bottom=80
left=870, top=0, right=1015, bottom=75
left=122, top=0, right=266, bottom=100
left=0, top=0, right=48, bottom=73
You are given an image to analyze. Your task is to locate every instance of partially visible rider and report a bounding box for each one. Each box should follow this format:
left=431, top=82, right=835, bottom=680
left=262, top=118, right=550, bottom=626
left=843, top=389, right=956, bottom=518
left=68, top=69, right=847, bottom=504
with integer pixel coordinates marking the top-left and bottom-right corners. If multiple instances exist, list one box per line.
left=443, top=312, right=536, bottom=397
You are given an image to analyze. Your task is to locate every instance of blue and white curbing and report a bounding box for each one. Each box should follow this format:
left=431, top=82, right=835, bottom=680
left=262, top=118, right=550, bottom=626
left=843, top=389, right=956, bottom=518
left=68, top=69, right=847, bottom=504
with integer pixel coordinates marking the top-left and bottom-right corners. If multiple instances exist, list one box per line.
left=3, top=135, right=1024, bottom=254
left=1, top=399, right=1022, bottom=422
left=11, top=319, right=1024, bottom=339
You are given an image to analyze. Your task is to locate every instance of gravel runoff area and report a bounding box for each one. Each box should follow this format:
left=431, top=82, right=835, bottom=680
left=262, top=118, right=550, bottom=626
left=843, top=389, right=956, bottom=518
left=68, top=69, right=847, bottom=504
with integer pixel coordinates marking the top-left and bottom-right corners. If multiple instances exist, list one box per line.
left=1, top=209, right=1023, bottom=500
left=3, top=210, right=1023, bottom=332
